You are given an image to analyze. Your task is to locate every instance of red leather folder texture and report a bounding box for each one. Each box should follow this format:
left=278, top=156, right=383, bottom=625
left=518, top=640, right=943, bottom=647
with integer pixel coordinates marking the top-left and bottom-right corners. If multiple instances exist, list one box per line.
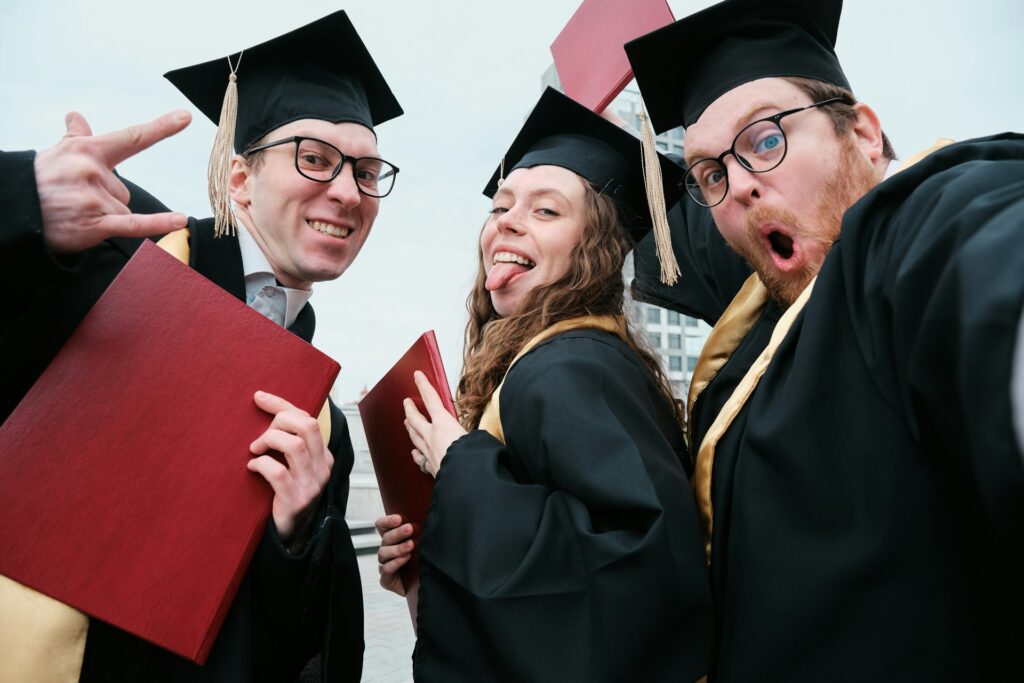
left=0, top=240, right=339, bottom=664
left=358, top=332, right=455, bottom=618
left=551, top=0, right=675, bottom=112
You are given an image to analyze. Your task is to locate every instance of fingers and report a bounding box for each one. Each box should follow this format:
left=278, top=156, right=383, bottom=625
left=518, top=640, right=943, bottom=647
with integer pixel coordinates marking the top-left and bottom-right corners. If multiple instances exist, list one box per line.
left=378, top=552, right=411, bottom=595
left=93, top=109, right=192, bottom=168
left=405, top=416, right=429, bottom=458
left=412, top=449, right=434, bottom=477
left=64, top=111, right=93, bottom=138
left=377, top=535, right=414, bottom=565
left=413, top=371, right=448, bottom=420
left=91, top=211, right=189, bottom=240
left=253, top=390, right=302, bottom=418
left=98, top=172, right=131, bottom=206
left=380, top=552, right=411, bottom=574
left=403, top=397, right=431, bottom=436
left=250, top=390, right=329, bottom=469
left=374, top=514, right=405, bottom=536
left=378, top=521, right=415, bottom=548
left=246, top=454, right=290, bottom=497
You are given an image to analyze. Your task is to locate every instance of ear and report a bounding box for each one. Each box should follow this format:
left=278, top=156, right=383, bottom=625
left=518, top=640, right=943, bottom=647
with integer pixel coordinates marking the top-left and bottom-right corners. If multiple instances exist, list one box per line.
left=850, top=102, right=885, bottom=166
left=229, top=155, right=253, bottom=207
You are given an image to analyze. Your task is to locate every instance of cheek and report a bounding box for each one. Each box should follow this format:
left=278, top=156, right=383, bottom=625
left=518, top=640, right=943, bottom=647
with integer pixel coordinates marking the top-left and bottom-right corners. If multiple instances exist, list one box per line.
left=360, top=198, right=381, bottom=226
left=479, top=220, right=499, bottom=251
left=711, top=207, right=746, bottom=248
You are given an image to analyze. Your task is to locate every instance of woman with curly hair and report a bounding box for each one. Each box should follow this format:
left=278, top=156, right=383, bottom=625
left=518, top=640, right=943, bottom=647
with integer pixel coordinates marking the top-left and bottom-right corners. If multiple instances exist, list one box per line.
left=376, top=88, right=713, bottom=682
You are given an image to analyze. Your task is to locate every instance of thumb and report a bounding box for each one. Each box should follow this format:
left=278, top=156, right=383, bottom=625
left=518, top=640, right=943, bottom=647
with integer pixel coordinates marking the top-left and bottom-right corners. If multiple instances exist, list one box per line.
left=64, top=111, right=93, bottom=138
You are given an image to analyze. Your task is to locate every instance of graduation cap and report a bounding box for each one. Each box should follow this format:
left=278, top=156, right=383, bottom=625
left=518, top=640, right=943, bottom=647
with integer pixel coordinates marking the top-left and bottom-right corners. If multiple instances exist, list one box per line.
left=483, top=87, right=686, bottom=284
left=624, top=0, right=848, bottom=133
left=164, top=10, right=403, bottom=237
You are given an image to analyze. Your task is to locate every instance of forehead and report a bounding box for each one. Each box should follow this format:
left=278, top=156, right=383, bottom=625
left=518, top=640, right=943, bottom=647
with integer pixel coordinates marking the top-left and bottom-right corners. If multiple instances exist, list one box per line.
left=267, top=118, right=380, bottom=155
left=684, top=78, right=811, bottom=154
left=499, top=164, right=586, bottom=197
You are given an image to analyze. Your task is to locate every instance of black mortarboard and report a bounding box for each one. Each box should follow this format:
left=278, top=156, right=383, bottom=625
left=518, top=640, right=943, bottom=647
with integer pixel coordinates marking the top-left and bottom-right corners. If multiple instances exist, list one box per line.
left=164, top=11, right=402, bottom=236
left=625, top=0, right=848, bottom=132
left=483, top=87, right=685, bottom=245
left=164, top=10, right=402, bottom=149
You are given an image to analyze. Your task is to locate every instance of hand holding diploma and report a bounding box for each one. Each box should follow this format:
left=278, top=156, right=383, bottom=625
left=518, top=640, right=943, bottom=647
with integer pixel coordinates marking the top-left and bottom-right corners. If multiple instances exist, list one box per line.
left=248, top=390, right=334, bottom=551
left=403, top=371, right=467, bottom=478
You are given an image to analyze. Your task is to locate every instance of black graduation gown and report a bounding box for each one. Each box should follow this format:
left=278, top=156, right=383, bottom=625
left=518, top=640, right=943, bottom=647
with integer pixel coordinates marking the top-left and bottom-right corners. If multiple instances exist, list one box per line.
left=413, top=329, right=714, bottom=683
left=0, top=150, right=363, bottom=682
left=636, top=135, right=1024, bottom=680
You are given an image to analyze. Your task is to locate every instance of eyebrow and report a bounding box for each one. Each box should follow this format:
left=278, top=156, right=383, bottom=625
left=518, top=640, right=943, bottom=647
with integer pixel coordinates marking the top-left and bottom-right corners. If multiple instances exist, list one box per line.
left=493, top=186, right=572, bottom=204
left=294, top=132, right=379, bottom=156
left=683, top=101, right=783, bottom=166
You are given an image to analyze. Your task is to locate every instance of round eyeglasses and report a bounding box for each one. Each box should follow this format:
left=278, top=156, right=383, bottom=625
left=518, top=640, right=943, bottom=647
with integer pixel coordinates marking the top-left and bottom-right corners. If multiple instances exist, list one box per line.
left=243, top=136, right=400, bottom=198
left=683, top=97, right=848, bottom=208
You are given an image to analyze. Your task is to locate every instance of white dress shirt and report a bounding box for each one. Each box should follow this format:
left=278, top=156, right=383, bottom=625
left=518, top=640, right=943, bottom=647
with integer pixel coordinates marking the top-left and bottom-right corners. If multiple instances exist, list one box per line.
left=236, top=224, right=312, bottom=329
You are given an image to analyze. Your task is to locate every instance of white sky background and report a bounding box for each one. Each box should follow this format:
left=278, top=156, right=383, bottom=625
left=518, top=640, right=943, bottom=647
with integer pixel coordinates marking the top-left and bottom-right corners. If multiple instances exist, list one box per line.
left=2, top=0, right=1021, bottom=403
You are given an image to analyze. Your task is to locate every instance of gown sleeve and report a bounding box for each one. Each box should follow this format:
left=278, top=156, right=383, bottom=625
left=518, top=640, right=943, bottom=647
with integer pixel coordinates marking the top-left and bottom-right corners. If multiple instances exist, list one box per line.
left=842, top=135, right=1024, bottom=549
left=415, top=333, right=712, bottom=683
left=0, top=150, right=82, bottom=298
left=631, top=197, right=752, bottom=325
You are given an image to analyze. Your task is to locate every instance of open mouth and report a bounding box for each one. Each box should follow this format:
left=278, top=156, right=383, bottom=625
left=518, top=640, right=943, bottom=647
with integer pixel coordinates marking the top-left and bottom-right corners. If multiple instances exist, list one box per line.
left=308, top=219, right=352, bottom=239
left=767, top=231, right=794, bottom=260
left=755, top=223, right=804, bottom=274
left=485, top=251, right=536, bottom=291
left=492, top=251, right=536, bottom=268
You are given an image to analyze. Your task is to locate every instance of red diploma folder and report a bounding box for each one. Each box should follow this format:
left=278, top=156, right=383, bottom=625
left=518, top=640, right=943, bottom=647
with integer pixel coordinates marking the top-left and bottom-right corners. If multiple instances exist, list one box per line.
left=550, top=0, right=675, bottom=112
left=358, top=331, right=455, bottom=627
left=0, top=240, right=340, bottom=664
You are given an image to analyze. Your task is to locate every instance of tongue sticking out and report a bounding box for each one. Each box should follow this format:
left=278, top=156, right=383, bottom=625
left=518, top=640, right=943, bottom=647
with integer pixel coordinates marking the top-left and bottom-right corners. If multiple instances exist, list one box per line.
left=485, top=262, right=530, bottom=291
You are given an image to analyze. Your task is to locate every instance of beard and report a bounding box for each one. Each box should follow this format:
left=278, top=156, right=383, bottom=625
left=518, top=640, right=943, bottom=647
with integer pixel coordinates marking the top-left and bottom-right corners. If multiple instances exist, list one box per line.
left=734, top=138, right=878, bottom=307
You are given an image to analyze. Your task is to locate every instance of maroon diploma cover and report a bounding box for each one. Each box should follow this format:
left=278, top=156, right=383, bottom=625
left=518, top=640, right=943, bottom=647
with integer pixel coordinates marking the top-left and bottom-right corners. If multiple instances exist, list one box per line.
left=358, top=331, right=455, bottom=627
left=551, top=0, right=675, bottom=112
left=0, top=240, right=340, bottom=664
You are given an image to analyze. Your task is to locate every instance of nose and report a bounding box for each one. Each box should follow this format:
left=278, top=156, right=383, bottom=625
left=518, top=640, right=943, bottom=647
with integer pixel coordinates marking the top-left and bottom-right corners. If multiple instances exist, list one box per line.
left=494, top=207, right=526, bottom=236
left=722, top=155, right=761, bottom=207
left=324, top=161, right=363, bottom=208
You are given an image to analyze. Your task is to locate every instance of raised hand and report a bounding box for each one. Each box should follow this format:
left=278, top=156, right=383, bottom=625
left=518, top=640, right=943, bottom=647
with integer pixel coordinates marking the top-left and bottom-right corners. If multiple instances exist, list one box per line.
left=33, top=110, right=192, bottom=254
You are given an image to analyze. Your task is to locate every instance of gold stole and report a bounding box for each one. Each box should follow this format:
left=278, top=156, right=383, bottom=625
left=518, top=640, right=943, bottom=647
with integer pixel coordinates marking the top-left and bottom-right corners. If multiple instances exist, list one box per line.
left=688, top=138, right=958, bottom=564
left=0, top=228, right=332, bottom=680
left=477, top=315, right=628, bottom=443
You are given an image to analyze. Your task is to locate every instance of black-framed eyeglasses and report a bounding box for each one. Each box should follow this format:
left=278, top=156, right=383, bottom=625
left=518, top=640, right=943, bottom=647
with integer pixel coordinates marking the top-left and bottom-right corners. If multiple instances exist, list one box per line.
left=683, top=97, right=849, bottom=208
left=243, top=136, right=399, bottom=198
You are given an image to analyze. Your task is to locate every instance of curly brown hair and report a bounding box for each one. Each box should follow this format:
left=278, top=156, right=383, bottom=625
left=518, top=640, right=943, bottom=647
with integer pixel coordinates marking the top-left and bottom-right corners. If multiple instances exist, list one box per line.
left=457, top=177, right=681, bottom=431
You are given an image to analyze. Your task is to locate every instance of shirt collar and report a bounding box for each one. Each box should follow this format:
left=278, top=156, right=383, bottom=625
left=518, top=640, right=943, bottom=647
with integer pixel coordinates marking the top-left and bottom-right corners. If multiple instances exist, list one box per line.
left=236, top=221, right=313, bottom=329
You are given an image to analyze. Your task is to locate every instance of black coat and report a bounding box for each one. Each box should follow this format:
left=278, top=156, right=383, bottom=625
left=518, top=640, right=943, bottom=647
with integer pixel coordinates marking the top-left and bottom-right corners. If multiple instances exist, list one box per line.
left=632, top=135, right=1024, bottom=681
left=0, top=150, right=363, bottom=682
left=413, top=330, right=714, bottom=683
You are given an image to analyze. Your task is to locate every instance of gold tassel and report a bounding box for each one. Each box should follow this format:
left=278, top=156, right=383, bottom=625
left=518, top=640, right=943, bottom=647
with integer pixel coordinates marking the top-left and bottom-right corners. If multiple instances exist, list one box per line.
left=640, top=109, right=680, bottom=286
left=208, top=52, right=243, bottom=238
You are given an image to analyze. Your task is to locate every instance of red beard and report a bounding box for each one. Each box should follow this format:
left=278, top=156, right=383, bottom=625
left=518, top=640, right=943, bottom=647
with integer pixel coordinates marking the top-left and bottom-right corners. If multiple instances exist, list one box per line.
left=735, top=139, right=878, bottom=307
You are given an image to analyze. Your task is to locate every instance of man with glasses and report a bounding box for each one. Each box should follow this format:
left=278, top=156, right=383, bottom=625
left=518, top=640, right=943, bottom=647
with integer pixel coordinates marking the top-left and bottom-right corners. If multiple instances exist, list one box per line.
left=624, top=0, right=1024, bottom=680
left=0, top=11, right=399, bottom=682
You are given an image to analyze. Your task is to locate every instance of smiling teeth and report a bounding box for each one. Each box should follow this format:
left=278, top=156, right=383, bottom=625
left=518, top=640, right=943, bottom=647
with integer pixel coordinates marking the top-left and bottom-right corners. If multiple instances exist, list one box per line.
left=310, top=220, right=351, bottom=238
left=493, top=251, right=535, bottom=267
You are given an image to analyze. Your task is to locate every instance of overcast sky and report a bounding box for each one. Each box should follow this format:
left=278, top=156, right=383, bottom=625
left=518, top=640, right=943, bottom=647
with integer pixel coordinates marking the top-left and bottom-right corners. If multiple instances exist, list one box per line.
left=2, top=0, right=1021, bottom=402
